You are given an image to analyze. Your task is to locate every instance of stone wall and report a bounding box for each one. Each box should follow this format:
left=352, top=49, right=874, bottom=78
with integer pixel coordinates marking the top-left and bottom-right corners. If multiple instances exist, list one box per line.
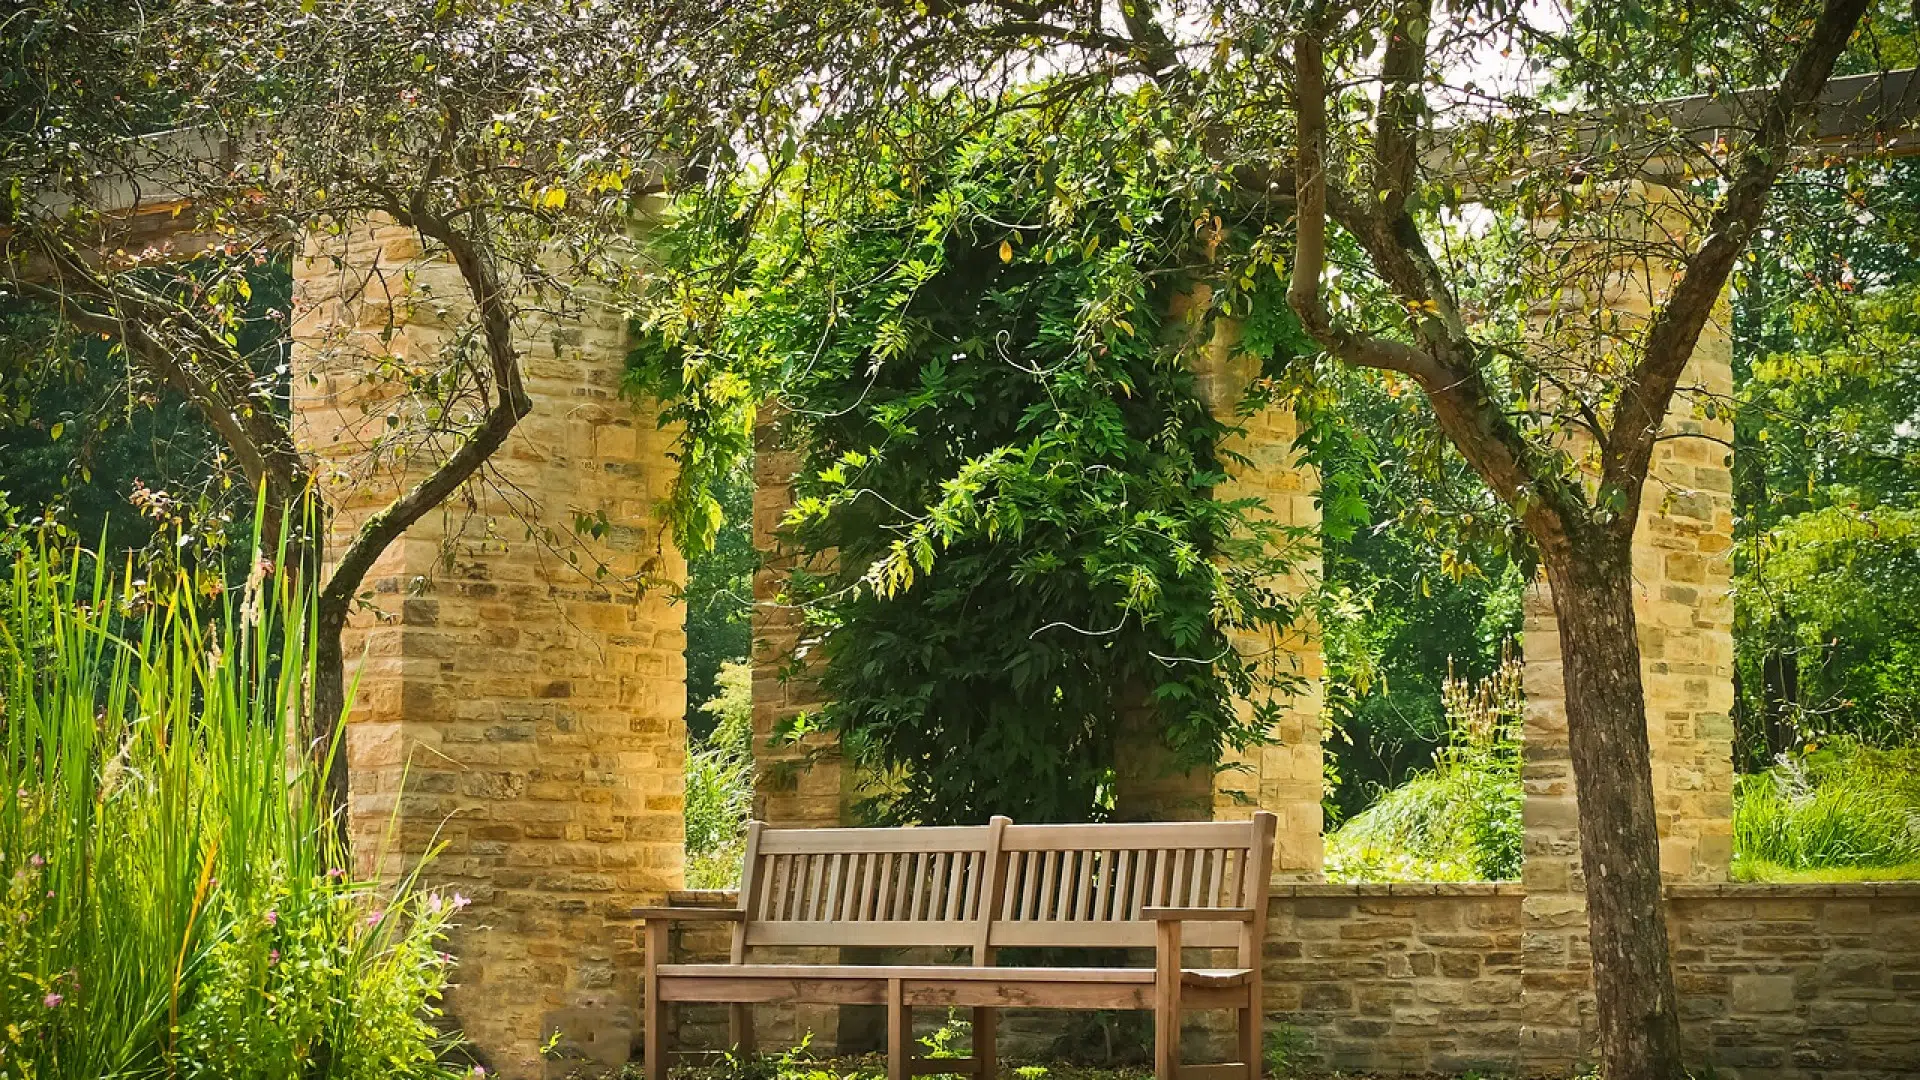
left=291, top=217, right=687, bottom=1077
left=1669, top=883, right=1920, bottom=1079
left=1263, top=884, right=1920, bottom=1079
left=1263, top=885, right=1529, bottom=1076
left=660, top=882, right=1920, bottom=1078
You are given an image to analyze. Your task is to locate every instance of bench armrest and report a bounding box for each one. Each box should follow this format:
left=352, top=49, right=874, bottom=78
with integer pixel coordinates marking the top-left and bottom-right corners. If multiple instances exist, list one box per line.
left=632, top=906, right=745, bottom=923
left=1140, top=906, right=1257, bottom=922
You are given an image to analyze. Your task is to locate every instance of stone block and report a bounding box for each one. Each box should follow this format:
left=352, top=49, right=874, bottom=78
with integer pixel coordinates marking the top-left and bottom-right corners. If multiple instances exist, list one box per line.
left=1731, top=974, right=1798, bottom=1014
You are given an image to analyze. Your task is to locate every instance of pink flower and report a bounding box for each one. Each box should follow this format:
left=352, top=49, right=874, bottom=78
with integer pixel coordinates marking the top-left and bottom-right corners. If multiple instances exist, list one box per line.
left=452, top=892, right=471, bottom=911
left=264, top=909, right=278, bottom=927
left=326, top=868, right=345, bottom=880
left=470, top=1068, right=486, bottom=1079
left=268, top=949, right=279, bottom=967
left=366, top=910, right=384, bottom=927
left=42, top=993, right=61, bottom=1008
left=28, top=854, right=43, bottom=868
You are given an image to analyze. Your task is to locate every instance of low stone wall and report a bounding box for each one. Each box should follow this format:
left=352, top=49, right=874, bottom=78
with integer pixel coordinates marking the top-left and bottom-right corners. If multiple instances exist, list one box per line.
left=1263, top=884, right=1527, bottom=1076
left=1266, top=883, right=1920, bottom=1079
left=1669, top=883, right=1920, bottom=1079
left=657, top=883, right=1920, bottom=1078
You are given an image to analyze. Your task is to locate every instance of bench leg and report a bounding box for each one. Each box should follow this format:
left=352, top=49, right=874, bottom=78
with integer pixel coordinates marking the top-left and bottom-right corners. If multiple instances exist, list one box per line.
left=1239, top=986, right=1261, bottom=1080
left=887, top=977, right=908, bottom=1080
left=729, top=1003, right=754, bottom=1058
left=644, top=922, right=669, bottom=1080
left=1154, top=920, right=1182, bottom=1080
left=972, top=1007, right=997, bottom=1080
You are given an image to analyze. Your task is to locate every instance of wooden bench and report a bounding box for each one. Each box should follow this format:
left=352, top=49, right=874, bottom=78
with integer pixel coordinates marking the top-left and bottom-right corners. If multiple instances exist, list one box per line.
left=638, top=812, right=1276, bottom=1080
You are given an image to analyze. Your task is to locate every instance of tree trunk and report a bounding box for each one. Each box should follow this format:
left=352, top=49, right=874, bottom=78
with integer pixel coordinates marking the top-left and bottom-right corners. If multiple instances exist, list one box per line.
left=313, top=598, right=352, bottom=841
left=1543, top=537, right=1685, bottom=1080
left=1762, top=639, right=1798, bottom=762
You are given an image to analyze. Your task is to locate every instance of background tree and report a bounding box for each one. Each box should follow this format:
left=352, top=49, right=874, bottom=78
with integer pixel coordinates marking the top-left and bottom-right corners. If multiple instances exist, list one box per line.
left=1281, top=0, right=1872, bottom=1073
left=682, top=459, right=756, bottom=728
left=2, top=0, right=796, bottom=816
left=1304, top=361, right=1527, bottom=823
left=1733, top=158, right=1920, bottom=766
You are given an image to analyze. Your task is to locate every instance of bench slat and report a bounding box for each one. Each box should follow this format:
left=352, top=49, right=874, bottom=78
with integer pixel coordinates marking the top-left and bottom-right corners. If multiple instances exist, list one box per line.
left=986, top=919, right=1241, bottom=949
left=1002, top=821, right=1258, bottom=850
left=758, top=824, right=994, bottom=855
left=943, top=852, right=963, bottom=921
left=720, top=816, right=1271, bottom=949
left=745, top=921, right=980, bottom=948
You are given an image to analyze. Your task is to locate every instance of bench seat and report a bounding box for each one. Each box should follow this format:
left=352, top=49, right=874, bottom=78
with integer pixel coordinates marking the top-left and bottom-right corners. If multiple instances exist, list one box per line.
left=657, top=963, right=1251, bottom=987
left=655, top=963, right=1253, bottom=1012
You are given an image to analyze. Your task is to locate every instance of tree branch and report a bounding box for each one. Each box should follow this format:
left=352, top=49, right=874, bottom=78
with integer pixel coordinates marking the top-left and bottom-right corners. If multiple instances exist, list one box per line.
left=1374, top=0, right=1431, bottom=220
left=1603, top=0, right=1871, bottom=533
left=1287, top=27, right=1594, bottom=552
left=1287, top=32, right=1447, bottom=383
left=316, top=202, right=533, bottom=621
left=12, top=227, right=311, bottom=539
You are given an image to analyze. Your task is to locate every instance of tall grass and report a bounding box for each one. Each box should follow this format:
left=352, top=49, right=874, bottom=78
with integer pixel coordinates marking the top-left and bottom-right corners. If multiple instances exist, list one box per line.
left=0, top=530, right=464, bottom=1078
left=1733, top=740, right=1920, bottom=879
left=1325, top=647, right=1524, bottom=882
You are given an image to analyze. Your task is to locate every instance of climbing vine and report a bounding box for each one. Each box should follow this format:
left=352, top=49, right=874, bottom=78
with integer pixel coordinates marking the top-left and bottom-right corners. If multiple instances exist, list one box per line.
left=631, top=90, right=1317, bottom=824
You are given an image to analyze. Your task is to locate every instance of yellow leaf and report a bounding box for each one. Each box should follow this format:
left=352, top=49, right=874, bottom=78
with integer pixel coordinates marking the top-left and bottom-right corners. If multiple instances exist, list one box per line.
left=543, top=186, right=568, bottom=209
left=999, top=239, right=1013, bottom=263
left=49, top=422, right=63, bottom=441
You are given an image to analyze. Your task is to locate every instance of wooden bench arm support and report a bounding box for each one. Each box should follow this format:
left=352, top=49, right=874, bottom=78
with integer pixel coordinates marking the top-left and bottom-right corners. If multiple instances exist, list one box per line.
left=633, top=906, right=745, bottom=923
left=1140, top=906, right=1257, bottom=922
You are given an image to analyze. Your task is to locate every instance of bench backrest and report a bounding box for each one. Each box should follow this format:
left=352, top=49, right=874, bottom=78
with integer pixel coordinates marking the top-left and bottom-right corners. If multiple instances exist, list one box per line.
left=732, top=813, right=1277, bottom=964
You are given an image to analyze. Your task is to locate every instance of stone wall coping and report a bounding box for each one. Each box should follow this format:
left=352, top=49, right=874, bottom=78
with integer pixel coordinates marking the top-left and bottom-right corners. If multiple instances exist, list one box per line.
left=1665, top=879, right=1920, bottom=899
left=1269, top=881, right=1519, bottom=897
left=668, top=889, right=740, bottom=907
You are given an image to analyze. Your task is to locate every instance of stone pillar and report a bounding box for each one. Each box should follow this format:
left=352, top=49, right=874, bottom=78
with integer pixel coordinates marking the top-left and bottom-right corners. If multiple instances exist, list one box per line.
left=1638, top=314, right=1737, bottom=883
left=1191, top=319, right=1325, bottom=879
left=746, top=407, right=851, bottom=1052
left=1517, top=182, right=1737, bottom=1070
left=291, top=218, right=687, bottom=1078
left=1112, top=696, right=1218, bottom=823
left=1519, top=581, right=1594, bottom=1069
left=749, top=407, right=849, bottom=830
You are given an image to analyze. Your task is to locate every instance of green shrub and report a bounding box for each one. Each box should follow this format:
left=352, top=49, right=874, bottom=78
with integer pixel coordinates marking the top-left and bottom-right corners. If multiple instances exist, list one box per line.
left=685, top=661, right=755, bottom=888
left=0, top=529, right=464, bottom=1078
left=1325, top=648, right=1523, bottom=882
left=1734, top=740, right=1920, bottom=877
